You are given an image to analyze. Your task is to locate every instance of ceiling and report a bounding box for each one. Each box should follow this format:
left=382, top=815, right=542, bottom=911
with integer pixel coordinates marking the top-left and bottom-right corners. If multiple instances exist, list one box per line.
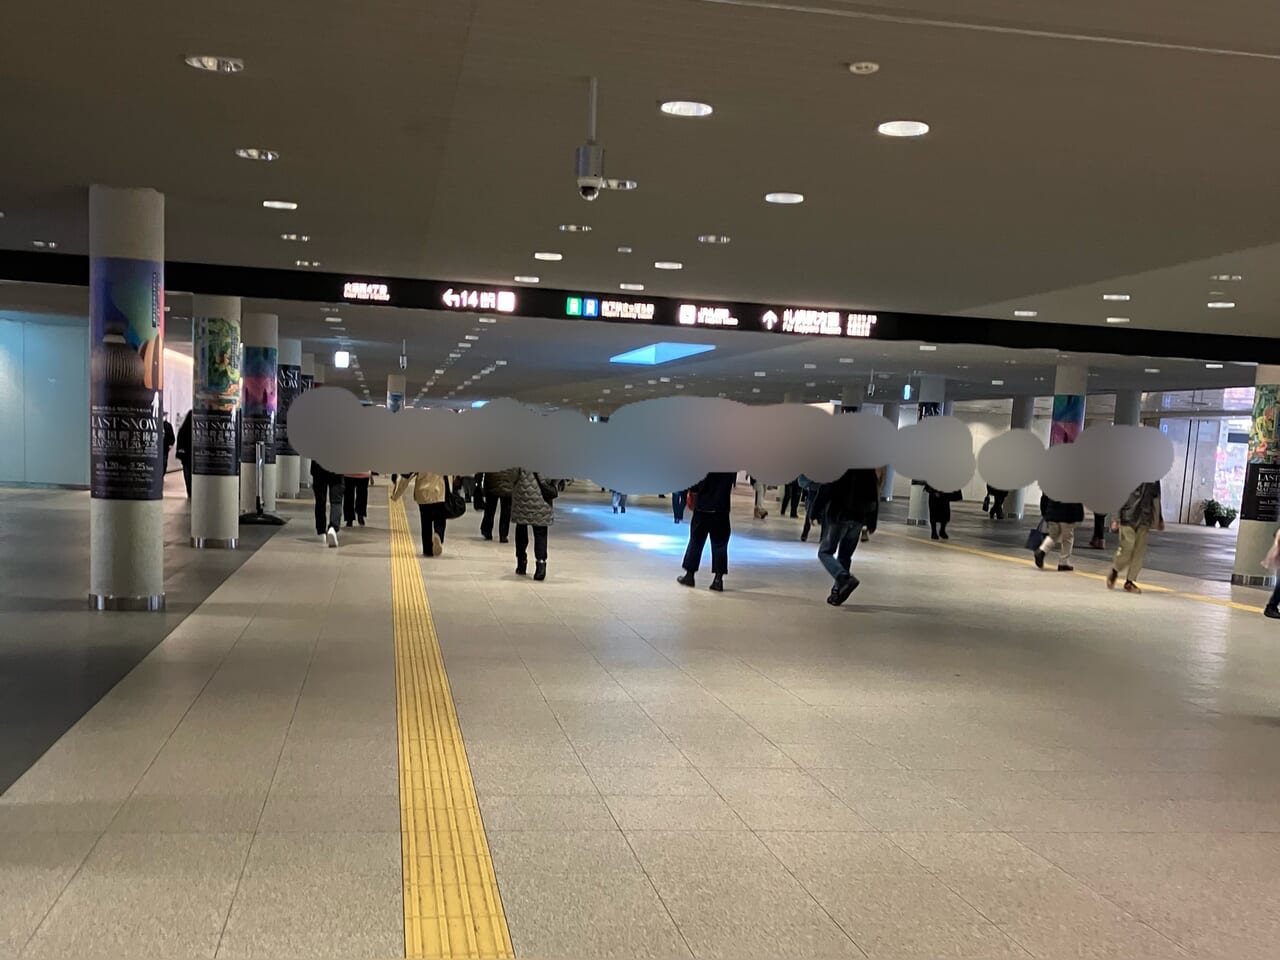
left=1, top=0, right=1277, bottom=404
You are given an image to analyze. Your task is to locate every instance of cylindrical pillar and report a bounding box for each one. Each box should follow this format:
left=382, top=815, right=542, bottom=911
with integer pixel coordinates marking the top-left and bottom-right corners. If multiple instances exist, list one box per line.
left=299, top=353, right=315, bottom=487
left=314, top=362, right=326, bottom=387
left=190, top=295, right=242, bottom=548
left=1006, top=395, right=1036, bottom=520
left=1051, top=365, right=1088, bottom=446
left=240, top=313, right=279, bottom=513
left=275, top=337, right=302, bottom=499
left=880, top=402, right=900, bottom=500
left=1114, top=389, right=1142, bottom=427
left=1233, top=365, right=1280, bottom=587
left=387, top=374, right=406, bottom=412
left=942, top=399, right=955, bottom=416
left=907, top=376, right=946, bottom=524
left=88, top=185, right=167, bottom=611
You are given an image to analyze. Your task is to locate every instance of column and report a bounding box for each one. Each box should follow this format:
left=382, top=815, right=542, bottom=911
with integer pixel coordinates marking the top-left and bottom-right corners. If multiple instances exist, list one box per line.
left=387, top=373, right=406, bottom=412
left=240, top=313, right=279, bottom=514
left=1006, top=395, right=1036, bottom=520
left=839, top=385, right=858, bottom=413
left=880, top=402, right=900, bottom=500
left=88, top=185, right=166, bottom=611
left=907, top=376, right=945, bottom=525
left=1232, top=365, right=1280, bottom=587
left=190, top=295, right=241, bottom=548
left=1051, top=365, right=1088, bottom=446
left=314, top=362, right=326, bottom=387
left=299, top=353, right=315, bottom=487
left=942, top=399, right=955, bottom=416
left=1114, top=389, right=1142, bottom=427
left=275, top=337, right=302, bottom=499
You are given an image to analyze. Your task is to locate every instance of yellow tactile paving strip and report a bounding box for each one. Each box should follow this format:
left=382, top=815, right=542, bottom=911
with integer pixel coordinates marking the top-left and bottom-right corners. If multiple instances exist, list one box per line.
left=389, top=493, right=514, bottom=959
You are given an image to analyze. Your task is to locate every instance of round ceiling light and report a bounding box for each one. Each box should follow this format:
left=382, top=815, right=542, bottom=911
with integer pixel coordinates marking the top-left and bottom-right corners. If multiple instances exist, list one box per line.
left=877, top=120, right=929, bottom=137
left=235, top=147, right=279, bottom=161
left=262, top=200, right=298, bottom=210
left=1207, top=301, right=1236, bottom=309
left=533, top=252, right=562, bottom=261
left=765, top=192, right=805, bottom=204
left=660, top=100, right=713, bottom=118
left=848, top=61, right=880, bottom=75
left=654, top=261, right=683, bottom=270
left=185, top=55, right=244, bottom=73
left=558, top=224, right=591, bottom=233
left=513, top=275, right=540, bottom=284
left=697, top=234, right=731, bottom=244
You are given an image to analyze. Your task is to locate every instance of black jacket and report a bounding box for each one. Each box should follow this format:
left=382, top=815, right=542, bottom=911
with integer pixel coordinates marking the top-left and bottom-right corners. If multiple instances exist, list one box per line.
left=1040, top=495, right=1084, bottom=524
left=689, top=473, right=736, bottom=513
left=175, top=412, right=192, bottom=463
left=812, top=469, right=880, bottom=524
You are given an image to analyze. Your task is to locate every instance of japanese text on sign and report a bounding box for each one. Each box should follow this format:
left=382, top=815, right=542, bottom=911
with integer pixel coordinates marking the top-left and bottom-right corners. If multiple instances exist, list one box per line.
left=442, top=288, right=517, bottom=313
left=343, top=282, right=391, bottom=302
left=678, top=304, right=739, bottom=327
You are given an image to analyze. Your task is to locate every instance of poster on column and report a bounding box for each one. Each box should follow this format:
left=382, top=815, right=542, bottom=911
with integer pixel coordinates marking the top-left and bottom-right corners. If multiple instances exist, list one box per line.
left=240, top=345, right=278, bottom=465
left=1051, top=395, right=1086, bottom=445
left=192, top=316, right=241, bottom=476
left=301, top=374, right=314, bottom=393
left=275, top=363, right=302, bottom=456
left=89, top=256, right=165, bottom=500
left=388, top=391, right=404, bottom=412
left=1241, top=463, right=1280, bottom=524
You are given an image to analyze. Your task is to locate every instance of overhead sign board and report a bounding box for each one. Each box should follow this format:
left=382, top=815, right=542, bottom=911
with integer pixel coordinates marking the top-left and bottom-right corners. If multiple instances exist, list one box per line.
left=762, top=309, right=878, bottom=338
left=343, top=281, right=391, bottom=302
left=442, top=288, right=516, bottom=313
left=678, top=304, right=739, bottom=328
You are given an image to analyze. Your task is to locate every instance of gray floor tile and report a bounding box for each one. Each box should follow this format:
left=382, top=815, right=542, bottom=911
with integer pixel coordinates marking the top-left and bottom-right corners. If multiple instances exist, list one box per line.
left=604, top=794, right=747, bottom=831
left=586, top=764, right=714, bottom=796
left=255, top=793, right=401, bottom=833
left=479, top=794, right=618, bottom=831
left=0, top=831, right=97, bottom=956
left=107, top=793, right=266, bottom=834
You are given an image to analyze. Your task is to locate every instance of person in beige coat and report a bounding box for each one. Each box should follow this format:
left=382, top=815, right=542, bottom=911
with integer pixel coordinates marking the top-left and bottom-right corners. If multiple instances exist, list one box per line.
left=393, top=472, right=448, bottom=556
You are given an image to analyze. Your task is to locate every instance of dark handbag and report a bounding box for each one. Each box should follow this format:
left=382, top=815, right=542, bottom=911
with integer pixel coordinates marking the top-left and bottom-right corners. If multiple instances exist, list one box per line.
left=535, top=473, right=559, bottom=504
left=945, top=490, right=963, bottom=503
left=442, top=478, right=467, bottom=520
left=1025, top=521, right=1046, bottom=552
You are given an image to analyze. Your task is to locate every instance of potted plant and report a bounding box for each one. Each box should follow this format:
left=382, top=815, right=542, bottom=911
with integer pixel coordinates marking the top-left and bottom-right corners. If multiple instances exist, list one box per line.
left=1218, top=506, right=1238, bottom=529
left=1201, top=499, right=1223, bottom=526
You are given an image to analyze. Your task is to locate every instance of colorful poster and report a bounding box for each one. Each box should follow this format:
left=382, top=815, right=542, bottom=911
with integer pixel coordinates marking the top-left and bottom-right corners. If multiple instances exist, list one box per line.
left=240, top=345, right=278, bottom=466
left=1051, top=394, right=1085, bottom=446
left=193, top=315, right=241, bottom=477
left=1248, top=384, right=1279, bottom=463
left=89, top=256, right=165, bottom=500
left=275, top=363, right=302, bottom=456
left=388, top=391, right=404, bottom=412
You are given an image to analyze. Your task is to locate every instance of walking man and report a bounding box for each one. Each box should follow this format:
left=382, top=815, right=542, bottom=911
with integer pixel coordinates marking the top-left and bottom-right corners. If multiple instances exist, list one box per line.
left=1035, top=494, right=1084, bottom=572
left=677, top=472, right=736, bottom=592
left=1107, top=481, right=1163, bottom=593
left=810, top=467, right=880, bottom=606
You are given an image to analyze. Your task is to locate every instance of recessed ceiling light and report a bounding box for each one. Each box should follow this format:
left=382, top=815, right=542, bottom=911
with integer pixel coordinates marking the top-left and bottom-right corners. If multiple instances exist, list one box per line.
left=1207, top=301, right=1236, bottom=309
left=765, top=192, right=805, bottom=205
left=558, top=224, right=592, bottom=233
left=805, top=381, right=817, bottom=388
left=1206, top=363, right=1225, bottom=369
left=654, top=261, right=683, bottom=270
left=848, top=61, right=880, bottom=75
left=753, top=371, right=767, bottom=377
left=603, top=178, right=638, bottom=192
left=479, top=317, right=498, bottom=324
left=620, top=283, right=645, bottom=291
left=513, top=275, right=540, bottom=284
left=185, top=55, right=244, bottom=73
left=991, top=379, right=1005, bottom=386
left=697, top=235, right=731, bottom=244
left=280, top=233, right=311, bottom=242
left=1144, top=368, right=1161, bottom=374
left=660, top=100, right=713, bottom=118
left=1013, top=309, right=1038, bottom=318
left=839, top=357, right=853, bottom=364
left=919, top=344, right=937, bottom=351
left=617, top=246, right=634, bottom=254
left=235, top=147, right=279, bottom=162
left=295, top=259, right=319, bottom=267
left=1102, top=293, right=1130, bottom=302
left=877, top=120, right=929, bottom=137
left=533, top=252, right=562, bottom=262
left=751, top=387, right=761, bottom=394
left=803, top=363, right=817, bottom=370
left=1105, top=317, right=1130, bottom=324
left=464, top=334, right=479, bottom=341
left=262, top=200, right=298, bottom=210
left=1210, top=274, right=1243, bottom=282
left=31, top=240, right=56, bottom=249
left=495, top=360, right=507, bottom=366
left=324, top=315, right=342, bottom=323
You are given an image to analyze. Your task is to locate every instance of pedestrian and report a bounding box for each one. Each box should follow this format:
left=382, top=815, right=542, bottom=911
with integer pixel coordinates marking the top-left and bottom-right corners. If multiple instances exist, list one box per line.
left=983, top=484, right=1008, bottom=520
left=163, top=417, right=176, bottom=474
left=810, top=467, right=879, bottom=606
left=678, top=472, right=736, bottom=592
left=750, top=476, right=768, bottom=519
left=860, top=466, right=887, bottom=543
left=1035, top=494, right=1084, bottom=572
left=1107, top=481, right=1164, bottom=593
left=799, top=475, right=821, bottom=543
left=781, top=478, right=802, bottom=519
left=672, top=488, right=688, bottom=524
left=310, top=461, right=345, bottom=547
left=512, top=467, right=555, bottom=580
left=925, top=484, right=961, bottom=540
left=611, top=490, right=628, bottom=514
left=342, top=470, right=370, bottom=527
left=1089, top=513, right=1108, bottom=550
left=476, top=469, right=516, bottom=542
left=398, top=471, right=447, bottom=556
left=1263, top=528, right=1280, bottom=620
left=175, top=410, right=192, bottom=498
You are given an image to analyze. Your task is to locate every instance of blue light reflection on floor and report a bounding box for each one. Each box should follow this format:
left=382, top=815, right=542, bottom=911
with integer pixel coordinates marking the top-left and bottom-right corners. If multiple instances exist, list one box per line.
left=568, top=503, right=813, bottom=563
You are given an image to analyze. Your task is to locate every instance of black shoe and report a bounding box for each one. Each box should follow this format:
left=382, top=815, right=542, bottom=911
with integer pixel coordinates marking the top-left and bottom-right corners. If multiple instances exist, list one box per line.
left=1265, top=606, right=1280, bottom=620
left=828, top=575, right=860, bottom=606
left=345, top=521, right=353, bottom=528
left=621, top=507, right=626, bottom=513
left=1106, top=569, right=1118, bottom=590
left=939, top=530, right=950, bottom=540
left=1058, top=564, right=1074, bottom=573
left=677, top=572, right=695, bottom=588
left=612, top=507, right=618, bottom=514
left=931, top=532, right=940, bottom=541
left=499, top=537, right=509, bottom=544
left=1034, top=550, right=1045, bottom=569
left=534, top=560, right=546, bottom=581
left=358, top=517, right=366, bottom=527
left=482, top=533, right=493, bottom=541
left=709, top=574, right=724, bottom=592
left=515, top=559, right=527, bottom=576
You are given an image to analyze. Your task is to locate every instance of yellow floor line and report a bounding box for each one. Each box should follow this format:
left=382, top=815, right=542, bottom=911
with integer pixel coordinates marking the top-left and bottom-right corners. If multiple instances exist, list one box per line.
left=388, top=492, right=513, bottom=960
left=877, top=529, right=1267, bottom=615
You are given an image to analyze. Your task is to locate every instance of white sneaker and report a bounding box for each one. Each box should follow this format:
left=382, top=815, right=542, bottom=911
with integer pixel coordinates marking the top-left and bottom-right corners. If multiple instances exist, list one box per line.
left=431, top=532, right=443, bottom=556
left=326, top=527, right=339, bottom=548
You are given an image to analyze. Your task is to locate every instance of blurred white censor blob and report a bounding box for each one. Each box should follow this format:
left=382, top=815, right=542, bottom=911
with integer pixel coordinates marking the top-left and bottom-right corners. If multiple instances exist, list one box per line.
left=291, top=389, right=1173, bottom=512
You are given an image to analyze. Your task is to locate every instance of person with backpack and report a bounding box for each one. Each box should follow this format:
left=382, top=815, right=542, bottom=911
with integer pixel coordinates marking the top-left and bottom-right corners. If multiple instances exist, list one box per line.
left=512, top=467, right=556, bottom=580
left=1107, top=481, right=1164, bottom=593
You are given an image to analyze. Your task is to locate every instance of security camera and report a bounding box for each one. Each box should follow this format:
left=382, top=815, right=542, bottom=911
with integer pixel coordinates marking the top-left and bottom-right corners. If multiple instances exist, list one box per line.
left=575, top=143, right=604, bottom=202
left=865, top=382, right=876, bottom=398
left=399, top=354, right=408, bottom=371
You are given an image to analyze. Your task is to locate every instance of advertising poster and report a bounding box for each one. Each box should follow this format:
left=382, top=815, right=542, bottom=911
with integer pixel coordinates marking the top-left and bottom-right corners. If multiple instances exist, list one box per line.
left=1248, top=384, right=1279, bottom=462
left=240, top=345, right=278, bottom=465
left=388, top=391, right=404, bottom=413
left=89, top=256, right=165, bottom=500
left=1241, top=463, right=1280, bottom=524
left=301, top=373, right=314, bottom=393
left=193, top=316, right=241, bottom=477
left=275, top=363, right=302, bottom=456
left=1051, top=394, right=1085, bottom=446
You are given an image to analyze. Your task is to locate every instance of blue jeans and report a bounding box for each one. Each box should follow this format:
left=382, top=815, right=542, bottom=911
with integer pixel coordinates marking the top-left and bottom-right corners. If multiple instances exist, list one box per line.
left=819, top=519, right=862, bottom=582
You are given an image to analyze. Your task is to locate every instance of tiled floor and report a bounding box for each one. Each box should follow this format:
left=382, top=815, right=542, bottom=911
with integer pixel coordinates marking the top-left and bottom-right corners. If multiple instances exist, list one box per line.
left=3, top=484, right=1280, bottom=958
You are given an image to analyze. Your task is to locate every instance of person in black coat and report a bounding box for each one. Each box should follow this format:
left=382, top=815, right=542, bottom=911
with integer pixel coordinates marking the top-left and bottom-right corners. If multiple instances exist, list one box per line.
left=924, top=484, right=961, bottom=540
left=677, top=472, right=736, bottom=592
left=811, top=468, right=880, bottom=606
left=982, top=484, right=1008, bottom=520
left=1036, top=494, right=1085, bottom=572
left=175, top=411, right=192, bottom=498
